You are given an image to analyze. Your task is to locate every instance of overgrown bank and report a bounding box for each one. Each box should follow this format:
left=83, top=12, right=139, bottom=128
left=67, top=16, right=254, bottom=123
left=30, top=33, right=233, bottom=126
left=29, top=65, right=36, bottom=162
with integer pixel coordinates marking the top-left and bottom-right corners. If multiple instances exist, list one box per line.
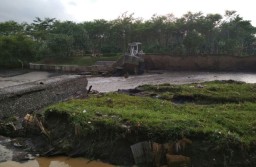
left=34, top=81, right=256, bottom=166
left=1, top=81, right=256, bottom=166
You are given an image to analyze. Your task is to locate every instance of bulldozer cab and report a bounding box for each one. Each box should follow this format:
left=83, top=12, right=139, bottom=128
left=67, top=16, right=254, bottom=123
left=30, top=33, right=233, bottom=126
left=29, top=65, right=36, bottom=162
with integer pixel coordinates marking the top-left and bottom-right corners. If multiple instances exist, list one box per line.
left=125, top=42, right=144, bottom=57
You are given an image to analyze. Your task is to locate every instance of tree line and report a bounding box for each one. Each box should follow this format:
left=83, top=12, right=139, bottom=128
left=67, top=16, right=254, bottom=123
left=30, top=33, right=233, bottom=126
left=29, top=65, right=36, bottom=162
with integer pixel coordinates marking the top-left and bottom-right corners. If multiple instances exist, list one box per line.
left=1, top=11, right=256, bottom=67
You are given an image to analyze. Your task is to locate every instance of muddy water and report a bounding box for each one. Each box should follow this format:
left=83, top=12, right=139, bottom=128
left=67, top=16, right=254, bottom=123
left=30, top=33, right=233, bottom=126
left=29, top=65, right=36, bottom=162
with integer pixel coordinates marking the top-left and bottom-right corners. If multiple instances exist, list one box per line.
left=88, top=71, right=256, bottom=92
left=0, top=156, right=114, bottom=167
left=0, top=136, right=113, bottom=167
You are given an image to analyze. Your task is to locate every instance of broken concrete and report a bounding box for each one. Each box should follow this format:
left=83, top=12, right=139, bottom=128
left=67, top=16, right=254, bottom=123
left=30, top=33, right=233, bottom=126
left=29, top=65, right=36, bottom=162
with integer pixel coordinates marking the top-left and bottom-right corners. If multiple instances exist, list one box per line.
left=0, top=75, right=87, bottom=118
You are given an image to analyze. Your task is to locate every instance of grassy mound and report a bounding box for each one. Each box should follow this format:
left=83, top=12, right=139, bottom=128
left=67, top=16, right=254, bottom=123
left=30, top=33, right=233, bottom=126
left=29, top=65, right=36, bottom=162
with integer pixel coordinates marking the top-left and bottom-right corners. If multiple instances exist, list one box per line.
left=42, top=81, right=256, bottom=166
left=138, top=80, right=256, bottom=103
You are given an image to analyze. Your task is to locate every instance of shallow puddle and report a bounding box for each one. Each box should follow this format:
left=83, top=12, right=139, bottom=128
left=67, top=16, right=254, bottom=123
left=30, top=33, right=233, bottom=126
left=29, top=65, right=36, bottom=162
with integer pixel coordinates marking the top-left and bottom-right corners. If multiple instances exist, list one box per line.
left=0, top=156, right=114, bottom=167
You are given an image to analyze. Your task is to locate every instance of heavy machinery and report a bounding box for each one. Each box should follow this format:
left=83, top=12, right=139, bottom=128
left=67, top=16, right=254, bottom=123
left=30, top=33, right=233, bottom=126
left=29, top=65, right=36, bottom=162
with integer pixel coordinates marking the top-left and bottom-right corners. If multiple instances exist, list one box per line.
left=113, top=42, right=145, bottom=75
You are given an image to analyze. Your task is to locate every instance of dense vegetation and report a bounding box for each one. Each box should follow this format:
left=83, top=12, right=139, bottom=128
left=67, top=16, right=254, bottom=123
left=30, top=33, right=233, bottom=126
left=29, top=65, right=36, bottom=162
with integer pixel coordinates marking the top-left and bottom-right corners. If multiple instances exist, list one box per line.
left=1, top=11, right=256, bottom=67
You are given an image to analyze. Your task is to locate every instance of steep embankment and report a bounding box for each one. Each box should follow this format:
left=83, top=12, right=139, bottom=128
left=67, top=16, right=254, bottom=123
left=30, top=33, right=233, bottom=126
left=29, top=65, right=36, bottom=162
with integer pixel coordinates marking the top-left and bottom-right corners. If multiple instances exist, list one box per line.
left=145, top=55, right=256, bottom=71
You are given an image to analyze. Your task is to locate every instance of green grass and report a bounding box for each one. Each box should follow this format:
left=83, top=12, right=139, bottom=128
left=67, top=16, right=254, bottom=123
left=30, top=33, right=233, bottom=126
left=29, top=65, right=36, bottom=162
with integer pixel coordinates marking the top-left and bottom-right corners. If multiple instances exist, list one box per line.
left=139, top=80, right=256, bottom=103
left=44, top=81, right=256, bottom=146
left=36, top=55, right=121, bottom=66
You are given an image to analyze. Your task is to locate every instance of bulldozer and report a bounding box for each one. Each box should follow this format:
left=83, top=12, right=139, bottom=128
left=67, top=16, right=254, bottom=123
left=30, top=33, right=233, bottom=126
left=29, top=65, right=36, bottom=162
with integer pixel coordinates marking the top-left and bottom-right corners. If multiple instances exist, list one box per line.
left=113, top=42, right=145, bottom=75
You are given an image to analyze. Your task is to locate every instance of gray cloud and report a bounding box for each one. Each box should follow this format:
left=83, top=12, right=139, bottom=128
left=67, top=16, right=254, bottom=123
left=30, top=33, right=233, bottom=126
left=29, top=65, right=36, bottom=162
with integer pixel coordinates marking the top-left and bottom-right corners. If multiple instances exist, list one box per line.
left=0, top=0, right=73, bottom=23
left=68, top=1, right=77, bottom=6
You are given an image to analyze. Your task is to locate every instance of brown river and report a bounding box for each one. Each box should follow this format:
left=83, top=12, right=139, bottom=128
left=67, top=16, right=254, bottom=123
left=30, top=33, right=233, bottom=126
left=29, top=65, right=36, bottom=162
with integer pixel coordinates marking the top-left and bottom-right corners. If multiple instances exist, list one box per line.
left=1, top=71, right=256, bottom=167
left=0, top=156, right=113, bottom=167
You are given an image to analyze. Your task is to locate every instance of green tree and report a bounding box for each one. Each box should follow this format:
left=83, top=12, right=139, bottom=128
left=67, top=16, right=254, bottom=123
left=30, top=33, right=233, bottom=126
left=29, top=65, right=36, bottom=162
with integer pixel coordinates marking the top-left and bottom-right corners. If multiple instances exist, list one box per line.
left=218, top=11, right=256, bottom=55
left=52, top=21, right=88, bottom=55
left=0, top=21, right=25, bottom=35
left=111, top=12, right=135, bottom=53
left=183, top=30, right=204, bottom=55
left=83, top=19, right=111, bottom=54
left=0, top=35, right=36, bottom=68
left=46, top=34, right=74, bottom=57
left=29, top=17, right=56, bottom=42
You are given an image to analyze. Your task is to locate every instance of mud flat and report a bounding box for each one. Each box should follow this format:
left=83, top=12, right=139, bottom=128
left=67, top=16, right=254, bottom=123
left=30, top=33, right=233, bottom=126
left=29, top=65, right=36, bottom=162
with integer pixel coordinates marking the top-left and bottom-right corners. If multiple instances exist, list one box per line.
left=87, top=71, right=256, bottom=92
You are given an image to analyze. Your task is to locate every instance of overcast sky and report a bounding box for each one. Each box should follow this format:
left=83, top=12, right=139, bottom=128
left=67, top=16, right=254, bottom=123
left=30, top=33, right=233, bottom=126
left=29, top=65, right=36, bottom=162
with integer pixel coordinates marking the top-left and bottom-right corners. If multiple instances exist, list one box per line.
left=0, top=0, right=255, bottom=26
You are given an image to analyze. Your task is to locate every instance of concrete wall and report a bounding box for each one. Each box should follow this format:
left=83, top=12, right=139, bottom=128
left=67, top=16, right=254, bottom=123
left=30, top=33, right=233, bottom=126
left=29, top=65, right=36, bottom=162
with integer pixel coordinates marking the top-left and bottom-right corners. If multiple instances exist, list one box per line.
left=29, top=63, right=87, bottom=72
left=0, top=75, right=87, bottom=118
left=29, top=63, right=111, bottom=73
left=145, top=55, right=256, bottom=71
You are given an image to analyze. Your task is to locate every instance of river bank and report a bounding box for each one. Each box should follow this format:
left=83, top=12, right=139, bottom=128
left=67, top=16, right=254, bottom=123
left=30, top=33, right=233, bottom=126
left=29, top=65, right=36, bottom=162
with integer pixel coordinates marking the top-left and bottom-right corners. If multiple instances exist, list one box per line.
left=1, top=71, right=256, bottom=166
left=1, top=80, right=256, bottom=167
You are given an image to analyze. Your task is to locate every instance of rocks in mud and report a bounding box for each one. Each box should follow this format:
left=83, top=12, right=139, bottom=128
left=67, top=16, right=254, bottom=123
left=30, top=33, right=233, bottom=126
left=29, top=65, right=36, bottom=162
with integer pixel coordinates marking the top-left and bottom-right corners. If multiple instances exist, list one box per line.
left=153, top=138, right=192, bottom=167
left=0, top=142, right=13, bottom=162
left=118, top=88, right=142, bottom=94
left=0, top=116, right=25, bottom=137
left=0, top=114, right=50, bottom=163
left=0, top=122, right=16, bottom=136
left=22, top=113, right=50, bottom=139
left=131, top=138, right=192, bottom=167
left=12, top=152, right=36, bottom=161
left=0, top=135, right=39, bottom=163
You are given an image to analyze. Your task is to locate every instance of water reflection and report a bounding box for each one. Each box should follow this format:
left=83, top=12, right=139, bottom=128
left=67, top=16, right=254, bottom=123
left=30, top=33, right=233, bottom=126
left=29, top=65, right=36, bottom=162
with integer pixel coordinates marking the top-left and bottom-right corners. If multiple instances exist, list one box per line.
left=0, top=156, right=114, bottom=167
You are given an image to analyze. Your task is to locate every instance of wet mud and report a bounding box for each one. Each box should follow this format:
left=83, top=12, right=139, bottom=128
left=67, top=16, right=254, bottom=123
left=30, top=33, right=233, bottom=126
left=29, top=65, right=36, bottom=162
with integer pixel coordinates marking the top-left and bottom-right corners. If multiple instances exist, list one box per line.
left=0, top=134, right=113, bottom=167
left=87, top=71, right=256, bottom=92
